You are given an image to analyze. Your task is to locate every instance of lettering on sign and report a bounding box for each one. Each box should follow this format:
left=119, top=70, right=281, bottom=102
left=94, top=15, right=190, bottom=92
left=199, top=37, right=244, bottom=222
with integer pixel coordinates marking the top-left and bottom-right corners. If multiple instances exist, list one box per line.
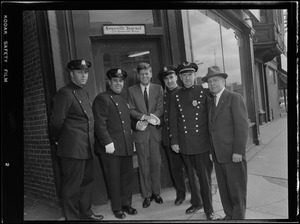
left=103, top=25, right=145, bottom=35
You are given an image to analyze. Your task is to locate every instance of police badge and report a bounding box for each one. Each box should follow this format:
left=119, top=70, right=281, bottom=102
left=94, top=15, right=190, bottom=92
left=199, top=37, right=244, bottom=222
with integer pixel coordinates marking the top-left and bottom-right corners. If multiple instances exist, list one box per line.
left=192, top=100, right=198, bottom=107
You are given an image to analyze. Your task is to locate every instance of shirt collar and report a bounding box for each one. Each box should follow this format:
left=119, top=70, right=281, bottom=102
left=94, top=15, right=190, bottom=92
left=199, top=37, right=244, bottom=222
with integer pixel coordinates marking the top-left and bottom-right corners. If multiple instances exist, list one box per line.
left=215, top=87, right=225, bottom=99
left=140, top=83, right=150, bottom=90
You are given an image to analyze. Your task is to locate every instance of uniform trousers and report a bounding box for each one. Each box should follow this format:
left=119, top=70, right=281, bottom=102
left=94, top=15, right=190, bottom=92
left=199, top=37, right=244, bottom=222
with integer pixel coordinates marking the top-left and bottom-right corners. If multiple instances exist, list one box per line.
left=212, top=150, right=247, bottom=219
left=135, top=131, right=161, bottom=198
left=164, top=145, right=186, bottom=199
left=164, top=146, right=202, bottom=205
left=60, top=157, right=94, bottom=220
left=99, top=153, right=134, bottom=211
left=182, top=151, right=213, bottom=213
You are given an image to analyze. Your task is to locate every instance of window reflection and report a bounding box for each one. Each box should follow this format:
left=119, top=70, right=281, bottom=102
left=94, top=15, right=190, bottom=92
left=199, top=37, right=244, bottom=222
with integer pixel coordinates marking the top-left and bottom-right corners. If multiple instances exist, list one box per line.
left=188, top=10, right=243, bottom=96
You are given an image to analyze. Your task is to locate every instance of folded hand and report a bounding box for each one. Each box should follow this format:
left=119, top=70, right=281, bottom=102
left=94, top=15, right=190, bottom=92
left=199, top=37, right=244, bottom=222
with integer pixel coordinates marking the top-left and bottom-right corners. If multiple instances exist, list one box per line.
left=136, top=121, right=148, bottom=131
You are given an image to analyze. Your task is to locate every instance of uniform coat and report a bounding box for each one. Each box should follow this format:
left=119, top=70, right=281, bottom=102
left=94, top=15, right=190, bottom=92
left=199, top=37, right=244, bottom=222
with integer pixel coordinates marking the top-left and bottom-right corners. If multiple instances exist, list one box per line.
left=208, top=88, right=249, bottom=219
left=127, top=83, right=163, bottom=198
left=50, top=82, right=94, bottom=159
left=169, top=85, right=210, bottom=154
left=49, top=81, right=95, bottom=220
left=169, top=84, right=213, bottom=213
left=92, top=87, right=134, bottom=211
left=162, top=86, right=202, bottom=205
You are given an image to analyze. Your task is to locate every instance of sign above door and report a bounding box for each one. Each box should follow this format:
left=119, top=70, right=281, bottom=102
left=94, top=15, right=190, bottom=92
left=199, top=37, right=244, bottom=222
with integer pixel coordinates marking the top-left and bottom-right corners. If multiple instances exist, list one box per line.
left=103, top=25, right=146, bottom=35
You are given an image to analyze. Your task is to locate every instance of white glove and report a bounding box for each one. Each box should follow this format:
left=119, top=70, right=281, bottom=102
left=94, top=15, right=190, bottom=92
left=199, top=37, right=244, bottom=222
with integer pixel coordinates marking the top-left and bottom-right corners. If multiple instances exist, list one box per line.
left=105, top=142, right=115, bottom=154
left=171, top=144, right=180, bottom=153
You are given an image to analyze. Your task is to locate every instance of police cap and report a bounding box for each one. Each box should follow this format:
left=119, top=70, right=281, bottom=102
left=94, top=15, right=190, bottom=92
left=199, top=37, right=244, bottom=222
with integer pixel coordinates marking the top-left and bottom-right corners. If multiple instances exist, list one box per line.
left=67, top=59, right=91, bottom=71
left=177, top=61, right=198, bottom=74
left=159, top=65, right=177, bottom=80
left=106, top=68, right=127, bottom=80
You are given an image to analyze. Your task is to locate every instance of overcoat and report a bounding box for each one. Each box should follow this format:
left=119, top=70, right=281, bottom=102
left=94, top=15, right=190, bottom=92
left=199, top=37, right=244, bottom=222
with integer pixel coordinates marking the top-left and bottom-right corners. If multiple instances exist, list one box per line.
left=50, top=82, right=94, bottom=159
left=208, top=88, right=249, bottom=163
left=161, top=86, right=181, bottom=148
left=92, top=88, right=134, bottom=156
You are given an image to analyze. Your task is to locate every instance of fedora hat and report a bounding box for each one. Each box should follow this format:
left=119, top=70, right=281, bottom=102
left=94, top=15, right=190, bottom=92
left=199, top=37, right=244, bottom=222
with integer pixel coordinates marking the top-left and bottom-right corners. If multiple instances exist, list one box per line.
left=201, top=66, right=228, bottom=82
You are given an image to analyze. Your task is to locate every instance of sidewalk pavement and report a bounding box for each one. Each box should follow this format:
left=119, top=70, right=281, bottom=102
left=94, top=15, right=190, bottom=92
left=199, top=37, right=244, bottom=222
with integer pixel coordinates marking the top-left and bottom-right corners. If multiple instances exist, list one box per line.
left=24, top=115, right=294, bottom=222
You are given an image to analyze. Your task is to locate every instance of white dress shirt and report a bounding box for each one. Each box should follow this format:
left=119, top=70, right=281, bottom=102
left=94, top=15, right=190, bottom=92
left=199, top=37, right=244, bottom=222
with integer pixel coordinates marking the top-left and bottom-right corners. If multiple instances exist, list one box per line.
left=215, top=87, right=225, bottom=106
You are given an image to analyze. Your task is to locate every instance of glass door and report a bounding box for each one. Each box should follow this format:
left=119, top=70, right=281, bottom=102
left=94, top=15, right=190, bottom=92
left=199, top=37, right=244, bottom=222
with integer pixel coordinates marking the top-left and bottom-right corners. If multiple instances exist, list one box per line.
left=91, top=38, right=162, bottom=95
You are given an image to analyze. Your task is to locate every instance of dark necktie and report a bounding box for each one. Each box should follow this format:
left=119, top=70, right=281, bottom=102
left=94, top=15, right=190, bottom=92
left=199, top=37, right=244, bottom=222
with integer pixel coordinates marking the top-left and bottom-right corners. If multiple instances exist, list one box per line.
left=144, top=86, right=149, bottom=112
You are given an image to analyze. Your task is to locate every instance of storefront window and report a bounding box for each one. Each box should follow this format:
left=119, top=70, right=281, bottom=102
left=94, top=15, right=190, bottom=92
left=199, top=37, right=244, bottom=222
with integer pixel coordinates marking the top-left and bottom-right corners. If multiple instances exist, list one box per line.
left=188, top=10, right=244, bottom=96
left=89, top=10, right=154, bottom=25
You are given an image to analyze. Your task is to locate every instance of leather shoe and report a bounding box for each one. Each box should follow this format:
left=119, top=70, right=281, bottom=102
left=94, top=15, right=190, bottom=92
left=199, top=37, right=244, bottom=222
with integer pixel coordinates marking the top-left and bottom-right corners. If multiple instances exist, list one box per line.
left=217, top=215, right=231, bottom=220
left=174, top=197, right=185, bottom=205
left=206, top=212, right=215, bottom=220
left=152, top=194, right=163, bottom=204
left=142, top=197, right=152, bottom=208
left=122, top=206, right=137, bottom=215
left=113, top=210, right=126, bottom=219
left=185, top=205, right=203, bottom=214
left=81, top=214, right=104, bottom=221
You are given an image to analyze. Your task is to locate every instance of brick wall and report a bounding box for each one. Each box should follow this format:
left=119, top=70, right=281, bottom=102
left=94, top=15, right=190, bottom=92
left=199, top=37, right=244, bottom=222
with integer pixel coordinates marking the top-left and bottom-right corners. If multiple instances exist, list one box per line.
left=23, top=11, right=57, bottom=202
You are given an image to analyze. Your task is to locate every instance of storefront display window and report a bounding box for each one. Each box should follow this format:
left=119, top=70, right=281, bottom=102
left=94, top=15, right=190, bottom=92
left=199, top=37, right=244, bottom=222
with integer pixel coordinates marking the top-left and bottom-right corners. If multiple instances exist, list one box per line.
left=188, top=10, right=244, bottom=96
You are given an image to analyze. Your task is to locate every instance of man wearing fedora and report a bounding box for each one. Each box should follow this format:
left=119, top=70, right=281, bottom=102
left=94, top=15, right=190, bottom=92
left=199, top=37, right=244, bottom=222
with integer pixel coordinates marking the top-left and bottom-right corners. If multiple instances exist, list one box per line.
left=50, top=59, right=103, bottom=221
left=159, top=65, right=202, bottom=207
left=169, top=61, right=215, bottom=220
left=202, top=65, right=249, bottom=220
left=93, top=68, right=138, bottom=219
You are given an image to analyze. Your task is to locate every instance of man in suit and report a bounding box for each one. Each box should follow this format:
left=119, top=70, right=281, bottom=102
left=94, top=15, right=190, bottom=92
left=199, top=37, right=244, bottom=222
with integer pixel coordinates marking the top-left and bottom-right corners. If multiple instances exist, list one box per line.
left=92, top=68, right=138, bottom=219
left=127, top=62, right=164, bottom=208
left=49, top=59, right=103, bottom=221
left=159, top=65, right=202, bottom=207
left=169, top=61, right=215, bottom=220
left=201, top=65, right=249, bottom=220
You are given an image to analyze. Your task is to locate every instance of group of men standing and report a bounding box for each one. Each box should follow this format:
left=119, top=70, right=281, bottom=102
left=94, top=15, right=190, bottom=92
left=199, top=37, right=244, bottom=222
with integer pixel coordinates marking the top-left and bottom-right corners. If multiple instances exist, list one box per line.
left=50, top=58, right=249, bottom=221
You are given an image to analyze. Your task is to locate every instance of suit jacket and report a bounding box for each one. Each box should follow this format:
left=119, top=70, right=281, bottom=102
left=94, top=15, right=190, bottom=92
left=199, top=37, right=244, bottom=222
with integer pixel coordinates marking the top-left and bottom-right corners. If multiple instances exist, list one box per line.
left=127, top=83, right=164, bottom=143
left=50, top=82, right=94, bottom=159
left=161, top=86, right=181, bottom=148
left=92, top=88, right=134, bottom=156
left=169, top=85, right=211, bottom=155
left=208, top=88, right=249, bottom=163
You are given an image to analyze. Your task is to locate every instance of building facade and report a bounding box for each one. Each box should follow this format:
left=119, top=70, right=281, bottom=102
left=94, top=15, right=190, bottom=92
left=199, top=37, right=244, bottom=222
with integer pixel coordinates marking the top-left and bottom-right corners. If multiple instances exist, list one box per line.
left=22, top=8, right=288, bottom=205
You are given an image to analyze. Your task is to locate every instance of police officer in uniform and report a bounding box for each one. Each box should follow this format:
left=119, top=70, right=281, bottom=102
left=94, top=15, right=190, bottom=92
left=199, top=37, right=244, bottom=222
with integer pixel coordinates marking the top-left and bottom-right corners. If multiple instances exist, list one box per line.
left=169, top=61, right=215, bottom=220
left=92, top=68, right=138, bottom=219
left=160, top=65, right=202, bottom=207
left=50, top=59, right=103, bottom=221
